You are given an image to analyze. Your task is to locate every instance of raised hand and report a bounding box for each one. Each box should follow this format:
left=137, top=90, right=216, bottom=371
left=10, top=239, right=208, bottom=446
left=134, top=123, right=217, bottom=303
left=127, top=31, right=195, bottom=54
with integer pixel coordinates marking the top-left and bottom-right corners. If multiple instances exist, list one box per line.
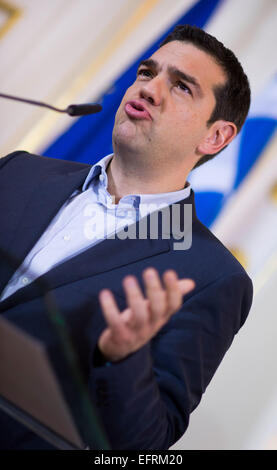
left=98, top=268, right=195, bottom=363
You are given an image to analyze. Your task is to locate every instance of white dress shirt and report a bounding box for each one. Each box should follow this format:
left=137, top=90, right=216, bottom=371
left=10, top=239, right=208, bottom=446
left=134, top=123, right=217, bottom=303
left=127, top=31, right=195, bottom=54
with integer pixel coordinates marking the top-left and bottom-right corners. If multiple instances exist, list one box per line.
left=1, top=154, right=190, bottom=301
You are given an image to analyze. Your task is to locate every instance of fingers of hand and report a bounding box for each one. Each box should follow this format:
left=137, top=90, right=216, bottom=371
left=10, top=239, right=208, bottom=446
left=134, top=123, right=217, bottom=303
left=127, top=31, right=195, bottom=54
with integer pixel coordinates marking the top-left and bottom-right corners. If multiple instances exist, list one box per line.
left=178, top=278, right=196, bottom=295
left=99, top=289, right=133, bottom=348
left=163, top=270, right=183, bottom=315
left=99, top=289, right=122, bottom=333
left=99, top=272, right=195, bottom=338
left=122, top=276, right=147, bottom=328
left=143, top=268, right=167, bottom=321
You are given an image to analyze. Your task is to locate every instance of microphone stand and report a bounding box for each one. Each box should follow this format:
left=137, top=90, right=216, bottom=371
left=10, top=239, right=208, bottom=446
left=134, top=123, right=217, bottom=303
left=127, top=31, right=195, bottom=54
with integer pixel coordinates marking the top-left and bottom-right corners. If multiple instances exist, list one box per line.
left=0, top=92, right=102, bottom=116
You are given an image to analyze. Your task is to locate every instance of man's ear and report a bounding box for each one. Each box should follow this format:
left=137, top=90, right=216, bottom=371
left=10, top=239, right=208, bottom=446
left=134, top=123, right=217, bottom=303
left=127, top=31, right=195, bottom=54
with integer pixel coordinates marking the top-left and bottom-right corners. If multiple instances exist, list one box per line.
left=197, top=120, right=237, bottom=155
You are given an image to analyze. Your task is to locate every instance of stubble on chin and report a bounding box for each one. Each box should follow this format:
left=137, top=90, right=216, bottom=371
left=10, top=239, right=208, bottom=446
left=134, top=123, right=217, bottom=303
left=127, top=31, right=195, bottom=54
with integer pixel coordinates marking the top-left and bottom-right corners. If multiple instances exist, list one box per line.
left=112, top=114, right=141, bottom=153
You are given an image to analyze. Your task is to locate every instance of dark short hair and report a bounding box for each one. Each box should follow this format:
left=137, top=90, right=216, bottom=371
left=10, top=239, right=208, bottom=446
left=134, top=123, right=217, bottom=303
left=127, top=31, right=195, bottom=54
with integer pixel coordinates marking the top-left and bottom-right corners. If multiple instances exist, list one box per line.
left=160, top=25, right=251, bottom=168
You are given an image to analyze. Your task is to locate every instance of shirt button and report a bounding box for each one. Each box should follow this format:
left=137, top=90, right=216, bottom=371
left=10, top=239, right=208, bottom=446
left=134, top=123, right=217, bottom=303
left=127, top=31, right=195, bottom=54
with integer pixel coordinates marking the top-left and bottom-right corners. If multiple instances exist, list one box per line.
left=22, top=277, right=29, bottom=285
left=99, top=174, right=104, bottom=182
left=63, top=234, right=71, bottom=241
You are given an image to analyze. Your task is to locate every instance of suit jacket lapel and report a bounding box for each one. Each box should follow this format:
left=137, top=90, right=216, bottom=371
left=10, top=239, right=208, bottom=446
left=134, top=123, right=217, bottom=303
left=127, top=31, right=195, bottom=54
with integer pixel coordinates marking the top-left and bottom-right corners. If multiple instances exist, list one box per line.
left=0, top=165, right=90, bottom=294
left=0, top=234, right=170, bottom=310
left=0, top=173, right=196, bottom=311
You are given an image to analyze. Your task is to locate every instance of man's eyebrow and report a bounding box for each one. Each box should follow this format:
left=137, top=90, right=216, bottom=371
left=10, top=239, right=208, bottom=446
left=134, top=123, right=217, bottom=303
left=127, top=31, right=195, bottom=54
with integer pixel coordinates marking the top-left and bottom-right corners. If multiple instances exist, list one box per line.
left=137, top=58, right=158, bottom=71
left=137, top=59, right=203, bottom=97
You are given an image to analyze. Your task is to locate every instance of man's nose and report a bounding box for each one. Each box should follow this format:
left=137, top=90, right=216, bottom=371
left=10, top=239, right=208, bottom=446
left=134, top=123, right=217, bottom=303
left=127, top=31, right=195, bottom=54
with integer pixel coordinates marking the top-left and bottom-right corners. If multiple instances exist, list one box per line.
left=139, top=76, right=163, bottom=106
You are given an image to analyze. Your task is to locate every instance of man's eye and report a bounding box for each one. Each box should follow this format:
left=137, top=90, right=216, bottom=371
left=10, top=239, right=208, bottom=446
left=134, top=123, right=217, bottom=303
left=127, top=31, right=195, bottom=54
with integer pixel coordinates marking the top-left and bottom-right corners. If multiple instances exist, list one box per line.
left=137, top=69, right=152, bottom=78
left=176, top=81, right=192, bottom=95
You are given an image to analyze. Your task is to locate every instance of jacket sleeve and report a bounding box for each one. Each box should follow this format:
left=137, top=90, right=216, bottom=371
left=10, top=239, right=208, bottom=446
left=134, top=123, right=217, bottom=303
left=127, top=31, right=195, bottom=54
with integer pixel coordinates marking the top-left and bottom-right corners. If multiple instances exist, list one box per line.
left=88, top=271, right=253, bottom=450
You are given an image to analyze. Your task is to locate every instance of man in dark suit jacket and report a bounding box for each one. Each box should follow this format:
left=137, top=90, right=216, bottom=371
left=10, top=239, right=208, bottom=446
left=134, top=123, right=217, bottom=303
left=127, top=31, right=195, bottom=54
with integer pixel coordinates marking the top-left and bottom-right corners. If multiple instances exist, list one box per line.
left=0, top=25, right=252, bottom=449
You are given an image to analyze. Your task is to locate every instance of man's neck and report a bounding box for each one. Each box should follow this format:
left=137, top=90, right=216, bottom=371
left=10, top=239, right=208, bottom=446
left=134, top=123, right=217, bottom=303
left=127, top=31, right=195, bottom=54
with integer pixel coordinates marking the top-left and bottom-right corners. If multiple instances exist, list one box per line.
left=106, top=152, right=190, bottom=203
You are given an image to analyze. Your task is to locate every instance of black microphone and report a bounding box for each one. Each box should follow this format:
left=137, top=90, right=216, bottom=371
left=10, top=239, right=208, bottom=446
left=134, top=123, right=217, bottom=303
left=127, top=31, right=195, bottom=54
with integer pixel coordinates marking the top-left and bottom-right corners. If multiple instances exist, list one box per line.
left=67, top=103, right=102, bottom=116
left=0, top=92, right=102, bottom=116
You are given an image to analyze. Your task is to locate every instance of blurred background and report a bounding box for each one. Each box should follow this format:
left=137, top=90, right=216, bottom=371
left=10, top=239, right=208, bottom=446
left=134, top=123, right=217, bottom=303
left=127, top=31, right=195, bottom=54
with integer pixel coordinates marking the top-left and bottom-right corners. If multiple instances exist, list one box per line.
left=0, top=0, right=276, bottom=450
